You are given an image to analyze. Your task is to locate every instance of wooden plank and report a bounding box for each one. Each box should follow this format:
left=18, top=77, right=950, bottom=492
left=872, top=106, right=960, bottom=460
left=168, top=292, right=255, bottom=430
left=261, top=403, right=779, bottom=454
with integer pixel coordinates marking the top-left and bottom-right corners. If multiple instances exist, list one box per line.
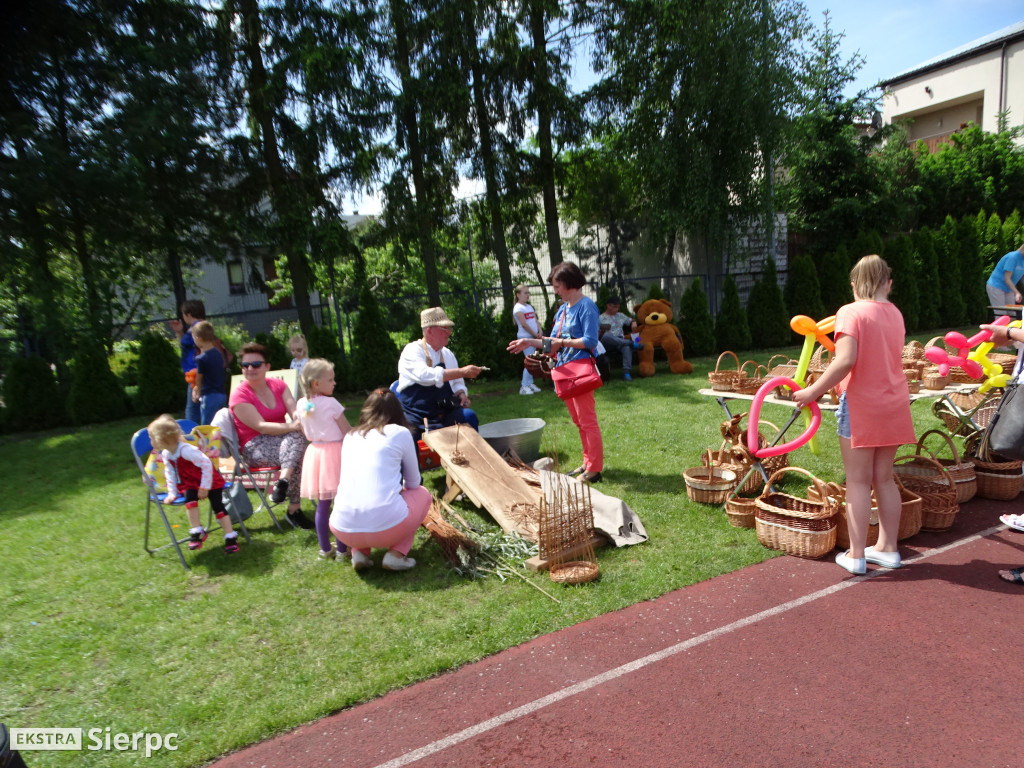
left=422, top=425, right=541, bottom=539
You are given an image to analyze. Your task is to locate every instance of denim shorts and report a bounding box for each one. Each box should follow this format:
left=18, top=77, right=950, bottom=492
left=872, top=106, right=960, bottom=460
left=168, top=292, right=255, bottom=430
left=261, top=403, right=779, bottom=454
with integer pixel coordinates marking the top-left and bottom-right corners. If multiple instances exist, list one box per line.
left=836, top=392, right=851, bottom=440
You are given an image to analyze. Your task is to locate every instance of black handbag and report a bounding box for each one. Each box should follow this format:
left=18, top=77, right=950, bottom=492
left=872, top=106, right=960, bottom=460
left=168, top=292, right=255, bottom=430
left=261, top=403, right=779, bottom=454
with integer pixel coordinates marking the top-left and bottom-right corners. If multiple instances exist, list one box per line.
left=982, top=380, right=1024, bottom=460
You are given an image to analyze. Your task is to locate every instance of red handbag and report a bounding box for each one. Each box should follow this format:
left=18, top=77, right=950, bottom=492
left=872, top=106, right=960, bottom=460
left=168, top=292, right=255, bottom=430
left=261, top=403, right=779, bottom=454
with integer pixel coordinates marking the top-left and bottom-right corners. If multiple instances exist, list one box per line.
left=551, top=357, right=603, bottom=400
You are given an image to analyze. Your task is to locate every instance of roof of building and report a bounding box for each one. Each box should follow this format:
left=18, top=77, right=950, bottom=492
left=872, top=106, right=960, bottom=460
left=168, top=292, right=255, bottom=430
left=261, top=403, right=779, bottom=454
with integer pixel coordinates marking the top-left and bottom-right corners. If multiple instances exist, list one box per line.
left=879, top=19, right=1024, bottom=87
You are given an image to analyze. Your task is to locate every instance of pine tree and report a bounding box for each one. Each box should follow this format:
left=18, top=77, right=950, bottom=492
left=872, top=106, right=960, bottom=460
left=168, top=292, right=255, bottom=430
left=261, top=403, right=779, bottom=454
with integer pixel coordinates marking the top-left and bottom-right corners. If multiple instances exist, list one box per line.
left=884, top=236, right=920, bottom=332
left=678, top=278, right=715, bottom=357
left=715, top=275, right=752, bottom=351
left=819, top=246, right=852, bottom=316
left=783, top=253, right=826, bottom=322
left=913, top=228, right=942, bottom=330
left=747, top=257, right=789, bottom=349
left=957, top=215, right=986, bottom=323
left=67, top=341, right=128, bottom=425
left=936, top=215, right=966, bottom=326
left=135, top=331, right=184, bottom=415
left=1, top=355, right=66, bottom=432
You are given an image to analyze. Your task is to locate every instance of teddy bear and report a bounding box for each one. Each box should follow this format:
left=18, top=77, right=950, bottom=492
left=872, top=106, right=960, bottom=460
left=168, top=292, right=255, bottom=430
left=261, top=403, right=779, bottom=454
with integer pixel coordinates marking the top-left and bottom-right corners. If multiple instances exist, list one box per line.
left=633, top=298, right=693, bottom=377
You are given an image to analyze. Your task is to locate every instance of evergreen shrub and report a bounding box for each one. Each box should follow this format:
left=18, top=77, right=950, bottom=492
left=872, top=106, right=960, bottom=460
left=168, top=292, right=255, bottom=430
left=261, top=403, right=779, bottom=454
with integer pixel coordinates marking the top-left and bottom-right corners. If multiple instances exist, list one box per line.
left=678, top=278, right=715, bottom=357
left=67, top=340, right=128, bottom=425
left=885, top=236, right=920, bottom=332
left=715, top=275, right=751, bottom=351
left=1, top=355, right=66, bottom=432
left=109, top=340, right=140, bottom=388
left=254, top=333, right=289, bottom=370
left=747, top=257, right=790, bottom=349
left=957, top=215, right=987, bottom=323
left=783, top=253, right=826, bottom=323
left=819, top=246, right=852, bottom=316
left=913, top=228, right=942, bottom=330
left=135, top=331, right=183, bottom=415
left=936, top=215, right=966, bottom=326
left=350, top=282, right=400, bottom=392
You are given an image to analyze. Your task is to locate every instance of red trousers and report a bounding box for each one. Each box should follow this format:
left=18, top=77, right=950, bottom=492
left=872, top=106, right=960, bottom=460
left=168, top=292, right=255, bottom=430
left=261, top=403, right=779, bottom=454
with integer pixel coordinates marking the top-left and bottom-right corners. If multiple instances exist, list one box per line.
left=563, top=390, right=604, bottom=472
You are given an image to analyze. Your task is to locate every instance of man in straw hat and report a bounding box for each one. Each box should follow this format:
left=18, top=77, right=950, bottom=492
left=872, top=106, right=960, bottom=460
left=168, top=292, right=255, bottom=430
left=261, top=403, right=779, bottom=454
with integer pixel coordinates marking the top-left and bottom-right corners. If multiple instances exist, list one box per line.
left=396, top=307, right=483, bottom=440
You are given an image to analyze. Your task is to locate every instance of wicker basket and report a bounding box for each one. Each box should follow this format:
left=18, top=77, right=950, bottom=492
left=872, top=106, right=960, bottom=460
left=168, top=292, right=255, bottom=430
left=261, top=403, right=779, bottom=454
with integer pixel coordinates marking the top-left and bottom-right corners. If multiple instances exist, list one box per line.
left=916, top=429, right=976, bottom=503
left=921, top=366, right=948, bottom=391
left=708, top=350, right=742, bottom=391
left=549, top=561, right=599, bottom=584
left=703, top=441, right=759, bottom=495
left=902, top=340, right=926, bottom=365
left=931, top=390, right=997, bottom=437
left=753, top=467, right=839, bottom=558
left=988, top=351, right=1018, bottom=375
left=724, top=492, right=757, bottom=528
left=684, top=459, right=738, bottom=504
left=964, top=433, right=1024, bottom=501
left=892, top=451, right=959, bottom=532
left=733, top=362, right=769, bottom=396
left=767, top=354, right=798, bottom=380
left=907, top=379, right=921, bottom=395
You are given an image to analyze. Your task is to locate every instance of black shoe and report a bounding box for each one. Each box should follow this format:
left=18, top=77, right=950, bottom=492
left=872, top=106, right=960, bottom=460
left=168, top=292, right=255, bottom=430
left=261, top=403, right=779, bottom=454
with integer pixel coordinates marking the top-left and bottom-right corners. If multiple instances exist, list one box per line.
left=566, top=465, right=586, bottom=477
left=188, top=529, right=209, bottom=550
left=582, top=471, right=603, bottom=483
left=224, top=535, right=240, bottom=553
left=287, top=509, right=315, bottom=530
left=271, top=479, right=289, bottom=504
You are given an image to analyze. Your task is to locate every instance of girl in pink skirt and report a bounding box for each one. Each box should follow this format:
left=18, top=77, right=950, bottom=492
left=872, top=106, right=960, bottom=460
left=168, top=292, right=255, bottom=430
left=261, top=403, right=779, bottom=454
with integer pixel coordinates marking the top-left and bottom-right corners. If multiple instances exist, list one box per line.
left=297, top=359, right=352, bottom=559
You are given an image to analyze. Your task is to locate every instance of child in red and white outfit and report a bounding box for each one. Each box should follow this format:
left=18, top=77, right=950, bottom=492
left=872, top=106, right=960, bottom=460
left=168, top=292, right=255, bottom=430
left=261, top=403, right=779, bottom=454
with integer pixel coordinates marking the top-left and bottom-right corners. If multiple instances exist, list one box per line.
left=148, top=414, right=240, bottom=553
left=297, top=359, right=352, bottom=559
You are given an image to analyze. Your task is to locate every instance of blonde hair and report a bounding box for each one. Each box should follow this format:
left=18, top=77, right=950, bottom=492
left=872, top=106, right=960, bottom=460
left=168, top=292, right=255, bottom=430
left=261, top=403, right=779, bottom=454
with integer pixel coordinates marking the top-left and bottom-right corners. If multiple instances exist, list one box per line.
left=288, top=334, right=308, bottom=356
left=191, top=320, right=215, bottom=343
left=300, top=358, right=334, bottom=398
left=515, top=284, right=529, bottom=296
left=850, top=254, right=892, bottom=300
left=148, top=414, right=183, bottom=452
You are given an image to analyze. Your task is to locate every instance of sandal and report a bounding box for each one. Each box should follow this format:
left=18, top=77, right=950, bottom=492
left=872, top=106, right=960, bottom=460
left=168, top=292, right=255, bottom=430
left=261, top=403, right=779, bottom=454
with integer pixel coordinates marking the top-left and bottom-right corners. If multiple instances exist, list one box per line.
left=566, top=465, right=586, bottom=477
left=998, top=567, right=1024, bottom=584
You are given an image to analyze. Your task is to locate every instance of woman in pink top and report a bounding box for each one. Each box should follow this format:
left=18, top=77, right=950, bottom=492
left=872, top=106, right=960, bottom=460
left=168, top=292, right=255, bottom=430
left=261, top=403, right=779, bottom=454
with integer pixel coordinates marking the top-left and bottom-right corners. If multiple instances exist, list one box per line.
left=794, top=255, right=915, bottom=575
left=229, top=342, right=312, bottom=530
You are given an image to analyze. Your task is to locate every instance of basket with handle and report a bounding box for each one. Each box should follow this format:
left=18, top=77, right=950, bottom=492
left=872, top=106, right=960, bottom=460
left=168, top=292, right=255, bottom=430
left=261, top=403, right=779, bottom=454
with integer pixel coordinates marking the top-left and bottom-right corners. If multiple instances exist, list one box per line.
left=708, top=351, right=742, bottom=391
left=703, top=440, right=759, bottom=495
left=718, top=413, right=787, bottom=494
left=732, top=362, right=769, bottom=396
left=754, top=467, right=840, bottom=558
left=915, top=429, right=976, bottom=503
left=964, top=432, right=1024, bottom=501
left=767, top=354, right=798, bottom=380
left=684, top=451, right=738, bottom=504
left=902, top=340, right=926, bottom=365
left=988, top=351, right=1018, bottom=375
left=892, top=450, right=959, bottom=532
left=811, top=476, right=922, bottom=545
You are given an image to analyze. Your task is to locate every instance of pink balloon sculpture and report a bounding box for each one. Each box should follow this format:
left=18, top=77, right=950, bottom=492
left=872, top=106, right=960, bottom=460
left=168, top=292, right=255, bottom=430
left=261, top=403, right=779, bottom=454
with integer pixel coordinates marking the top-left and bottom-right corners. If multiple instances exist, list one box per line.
left=747, top=377, right=821, bottom=459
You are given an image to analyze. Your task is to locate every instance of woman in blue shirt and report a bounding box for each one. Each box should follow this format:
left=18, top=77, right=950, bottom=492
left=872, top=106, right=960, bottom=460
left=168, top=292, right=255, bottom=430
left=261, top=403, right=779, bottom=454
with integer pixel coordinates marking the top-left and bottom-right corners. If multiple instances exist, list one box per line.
left=986, top=245, right=1024, bottom=315
left=507, top=262, right=605, bottom=482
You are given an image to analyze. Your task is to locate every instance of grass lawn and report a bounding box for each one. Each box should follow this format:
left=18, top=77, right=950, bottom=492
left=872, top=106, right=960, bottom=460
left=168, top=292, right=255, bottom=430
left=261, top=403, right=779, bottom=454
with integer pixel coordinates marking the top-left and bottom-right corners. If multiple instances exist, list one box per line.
left=0, top=332, right=967, bottom=767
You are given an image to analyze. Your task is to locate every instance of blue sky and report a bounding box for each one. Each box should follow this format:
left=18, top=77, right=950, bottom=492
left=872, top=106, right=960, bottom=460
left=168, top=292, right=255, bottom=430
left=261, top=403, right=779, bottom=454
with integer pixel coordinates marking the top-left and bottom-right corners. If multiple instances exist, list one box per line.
left=801, top=0, right=1023, bottom=96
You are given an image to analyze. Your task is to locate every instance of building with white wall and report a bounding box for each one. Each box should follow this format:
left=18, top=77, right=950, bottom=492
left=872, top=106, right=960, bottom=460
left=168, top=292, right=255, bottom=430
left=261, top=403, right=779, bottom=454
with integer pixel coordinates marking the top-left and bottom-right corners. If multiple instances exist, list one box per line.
left=879, top=20, right=1024, bottom=152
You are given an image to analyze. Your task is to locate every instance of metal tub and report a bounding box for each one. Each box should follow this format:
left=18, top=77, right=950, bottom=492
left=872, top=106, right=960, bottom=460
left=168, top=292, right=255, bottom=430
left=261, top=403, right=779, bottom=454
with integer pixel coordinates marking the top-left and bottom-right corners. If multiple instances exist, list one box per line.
left=478, top=418, right=546, bottom=463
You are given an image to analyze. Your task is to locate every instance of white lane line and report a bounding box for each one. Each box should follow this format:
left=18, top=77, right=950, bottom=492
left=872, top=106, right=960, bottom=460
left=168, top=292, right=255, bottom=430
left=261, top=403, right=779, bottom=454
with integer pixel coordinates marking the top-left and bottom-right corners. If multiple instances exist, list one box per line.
left=372, top=525, right=1005, bottom=768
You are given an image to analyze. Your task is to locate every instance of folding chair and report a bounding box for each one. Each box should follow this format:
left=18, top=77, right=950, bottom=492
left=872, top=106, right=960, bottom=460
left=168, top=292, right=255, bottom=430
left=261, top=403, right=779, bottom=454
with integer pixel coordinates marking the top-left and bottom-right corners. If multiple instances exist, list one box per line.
left=210, top=408, right=287, bottom=530
left=132, top=422, right=251, bottom=570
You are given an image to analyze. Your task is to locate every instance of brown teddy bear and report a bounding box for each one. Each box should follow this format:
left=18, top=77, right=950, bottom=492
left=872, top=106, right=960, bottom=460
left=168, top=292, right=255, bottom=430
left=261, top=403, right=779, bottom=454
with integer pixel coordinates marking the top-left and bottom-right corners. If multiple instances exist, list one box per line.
left=633, top=298, right=693, bottom=377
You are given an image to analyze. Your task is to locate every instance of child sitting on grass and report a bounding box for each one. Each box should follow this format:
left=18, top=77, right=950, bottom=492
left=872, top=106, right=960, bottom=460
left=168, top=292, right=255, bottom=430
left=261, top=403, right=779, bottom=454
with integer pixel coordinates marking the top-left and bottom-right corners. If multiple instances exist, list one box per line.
left=148, top=414, right=240, bottom=553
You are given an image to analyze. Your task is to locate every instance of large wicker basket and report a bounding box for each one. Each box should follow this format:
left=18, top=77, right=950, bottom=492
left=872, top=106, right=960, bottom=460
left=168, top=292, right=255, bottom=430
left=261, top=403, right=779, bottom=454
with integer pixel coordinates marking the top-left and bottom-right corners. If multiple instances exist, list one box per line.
left=733, top=362, right=769, bottom=396
left=754, top=467, right=839, bottom=558
left=703, top=441, right=759, bottom=495
left=931, top=389, right=999, bottom=437
left=964, top=433, right=1024, bottom=501
left=767, top=354, right=798, bottom=380
left=708, top=350, right=742, bottom=391
left=813, top=477, right=922, bottom=545
left=916, top=429, right=976, bottom=503
left=921, top=365, right=949, bottom=391
left=892, top=451, right=959, bottom=532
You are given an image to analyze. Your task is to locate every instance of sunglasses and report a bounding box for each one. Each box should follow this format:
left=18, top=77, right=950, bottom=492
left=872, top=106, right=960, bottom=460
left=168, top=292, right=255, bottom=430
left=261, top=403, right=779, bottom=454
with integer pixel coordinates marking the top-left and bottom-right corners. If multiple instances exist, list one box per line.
left=240, top=361, right=267, bottom=369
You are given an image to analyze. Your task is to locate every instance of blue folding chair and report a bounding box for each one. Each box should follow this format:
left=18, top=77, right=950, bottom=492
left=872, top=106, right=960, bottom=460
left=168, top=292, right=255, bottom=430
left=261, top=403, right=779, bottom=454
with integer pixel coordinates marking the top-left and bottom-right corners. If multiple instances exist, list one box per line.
left=132, top=420, right=251, bottom=570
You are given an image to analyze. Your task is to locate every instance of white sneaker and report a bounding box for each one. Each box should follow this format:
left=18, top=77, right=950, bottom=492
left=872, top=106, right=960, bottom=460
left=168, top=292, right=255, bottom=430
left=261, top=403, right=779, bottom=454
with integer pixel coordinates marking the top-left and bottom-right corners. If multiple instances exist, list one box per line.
left=529, top=383, right=542, bottom=393
left=864, top=546, right=901, bottom=569
left=835, top=551, right=866, bottom=575
left=519, top=386, right=535, bottom=395
left=351, top=550, right=373, bottom=571
left=382, top=551, right=416, bottom=571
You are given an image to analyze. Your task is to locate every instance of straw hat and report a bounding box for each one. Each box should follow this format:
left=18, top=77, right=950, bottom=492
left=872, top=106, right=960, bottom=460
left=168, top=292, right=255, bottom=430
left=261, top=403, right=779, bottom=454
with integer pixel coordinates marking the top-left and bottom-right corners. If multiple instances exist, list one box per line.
left=420, top=307, right=454, bottom=329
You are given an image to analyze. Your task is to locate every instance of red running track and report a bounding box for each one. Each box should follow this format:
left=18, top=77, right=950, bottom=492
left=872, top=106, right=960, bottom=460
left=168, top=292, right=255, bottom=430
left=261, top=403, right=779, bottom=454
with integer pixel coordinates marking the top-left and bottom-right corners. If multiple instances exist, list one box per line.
left=213, top=501, right=1024, bottom=768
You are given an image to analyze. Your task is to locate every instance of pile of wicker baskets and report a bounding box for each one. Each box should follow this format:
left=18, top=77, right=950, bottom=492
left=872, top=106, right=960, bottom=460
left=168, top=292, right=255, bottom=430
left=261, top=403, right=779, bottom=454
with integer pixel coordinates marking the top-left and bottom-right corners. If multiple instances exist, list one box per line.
left=753, top=467, right=841, bottom=558
left=708, top=351, right=743, bottom=392
left=810, top=477, right=923, bottom=548
left=964, top=432, right=1024, bottom=501
left=892, top=448, right=959, bottom=532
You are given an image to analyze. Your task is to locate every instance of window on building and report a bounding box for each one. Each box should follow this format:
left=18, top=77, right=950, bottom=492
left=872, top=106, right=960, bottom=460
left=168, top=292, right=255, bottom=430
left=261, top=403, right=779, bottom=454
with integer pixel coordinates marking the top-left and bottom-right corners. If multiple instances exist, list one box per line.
left=228, top=261, right=246, bottom=295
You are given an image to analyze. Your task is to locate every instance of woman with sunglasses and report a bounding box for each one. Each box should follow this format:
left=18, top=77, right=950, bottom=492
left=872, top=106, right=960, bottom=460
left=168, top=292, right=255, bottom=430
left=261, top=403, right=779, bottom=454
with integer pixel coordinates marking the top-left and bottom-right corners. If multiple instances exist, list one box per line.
left=229, top=342, right=313, bottom=529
